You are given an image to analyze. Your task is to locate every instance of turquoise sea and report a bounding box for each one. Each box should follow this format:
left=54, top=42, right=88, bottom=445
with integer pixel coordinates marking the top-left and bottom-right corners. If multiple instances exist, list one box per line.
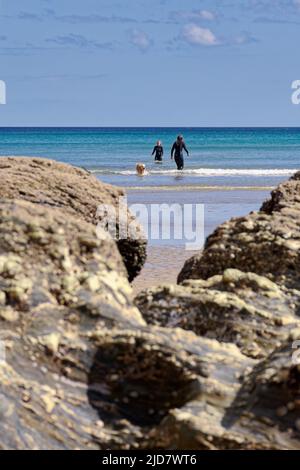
left=0, top=127, right=299, bottom=188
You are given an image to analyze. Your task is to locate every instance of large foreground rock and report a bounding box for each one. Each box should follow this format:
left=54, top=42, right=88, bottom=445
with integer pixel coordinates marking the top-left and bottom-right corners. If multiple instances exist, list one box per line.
left=152, top=340, right=300, bottom=450
left=0, top=157, right=146, bottom=281
left=135, top=174, right=300, bottom=449
left=0, top=199, right=145, bottom=449
left=2, top=172, right=300, bottom=450
left=0, top=201, right=258, bottom=449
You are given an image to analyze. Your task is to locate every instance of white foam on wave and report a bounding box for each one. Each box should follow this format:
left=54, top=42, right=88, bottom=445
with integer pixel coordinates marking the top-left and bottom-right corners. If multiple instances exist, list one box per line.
left=90, top=168, right=298, bottom=177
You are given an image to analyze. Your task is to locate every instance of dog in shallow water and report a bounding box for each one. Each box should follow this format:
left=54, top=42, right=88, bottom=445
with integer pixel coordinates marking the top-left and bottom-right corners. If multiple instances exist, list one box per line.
left=136, top=163, right=146, bottom=176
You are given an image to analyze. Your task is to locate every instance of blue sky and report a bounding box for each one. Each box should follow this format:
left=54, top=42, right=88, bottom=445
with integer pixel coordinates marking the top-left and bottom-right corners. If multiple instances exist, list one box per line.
left=1, top=0, right=300, bottom=126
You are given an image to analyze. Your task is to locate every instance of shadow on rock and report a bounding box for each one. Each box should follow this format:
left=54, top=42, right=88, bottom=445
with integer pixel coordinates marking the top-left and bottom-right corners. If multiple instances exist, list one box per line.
left=87, top=332, right=202, bottom=427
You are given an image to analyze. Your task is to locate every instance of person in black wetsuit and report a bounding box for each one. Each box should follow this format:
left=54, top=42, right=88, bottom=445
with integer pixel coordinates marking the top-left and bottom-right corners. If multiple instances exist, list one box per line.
left=171, top=135, right=189, bottom=170
left=152, top=140, right=164, bottom=162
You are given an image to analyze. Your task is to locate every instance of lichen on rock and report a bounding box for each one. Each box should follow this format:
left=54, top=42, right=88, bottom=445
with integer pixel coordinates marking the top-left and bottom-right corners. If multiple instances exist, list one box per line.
left=0, top=157, right=147, bottom=281
left=178, top=174, right=300, bottom=289
left=135, top=269, right=300, bottom=359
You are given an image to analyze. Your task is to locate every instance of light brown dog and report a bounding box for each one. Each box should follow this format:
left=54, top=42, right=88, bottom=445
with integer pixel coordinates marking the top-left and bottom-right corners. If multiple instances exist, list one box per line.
left=136, top=163, right=146, bottom=176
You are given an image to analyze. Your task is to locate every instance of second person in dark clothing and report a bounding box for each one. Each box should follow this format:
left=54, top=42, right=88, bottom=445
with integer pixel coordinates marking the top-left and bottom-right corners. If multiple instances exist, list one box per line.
left=152, top=140, right=164, bottom=162
left=171, top=135, right=189, bottom=170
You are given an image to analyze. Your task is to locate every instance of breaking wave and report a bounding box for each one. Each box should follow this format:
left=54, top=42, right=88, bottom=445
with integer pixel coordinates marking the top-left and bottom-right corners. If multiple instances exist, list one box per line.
left=90, top=168, right=297, bottom=177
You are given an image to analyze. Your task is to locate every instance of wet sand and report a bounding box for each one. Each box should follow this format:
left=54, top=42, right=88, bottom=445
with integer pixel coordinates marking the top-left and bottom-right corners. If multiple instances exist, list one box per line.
left=132, top=245, right=199, bottom=293
left=129, top=187, right=271, bottom=293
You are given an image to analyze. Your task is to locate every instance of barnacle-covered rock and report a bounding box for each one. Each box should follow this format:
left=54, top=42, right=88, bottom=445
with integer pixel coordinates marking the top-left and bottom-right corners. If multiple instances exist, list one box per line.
left=0, top=199, right=145, bottom=449
left=152, top=340, right=300, bottom=450
left=135, top=269, right=300, bottom=359
left=0, top=157, right=147, bottom=281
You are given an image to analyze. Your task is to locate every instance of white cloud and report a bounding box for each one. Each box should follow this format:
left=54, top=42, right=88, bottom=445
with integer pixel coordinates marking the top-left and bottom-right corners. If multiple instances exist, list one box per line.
left=234, top=32, right=258, bottom=45
left=197, top=10, right=216, bottom=21
left=182, top=24, right=219, bottom=46
left=170, top=9, right=216, bottom=22
left=130, top=29, right=152, bottom=51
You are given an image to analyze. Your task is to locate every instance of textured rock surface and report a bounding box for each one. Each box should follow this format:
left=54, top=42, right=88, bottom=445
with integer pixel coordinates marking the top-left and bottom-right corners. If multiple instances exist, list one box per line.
left=0, top=200, right=254, bottom=449
left=134, top=174, right=300, bottom=449
left=261, top=170, right=300, bottom=214
left=152, top=340, right=300, bottom=450
left=178, top=176, right=300, bottom=288
left=135, top=269, right=300, bottom=359
left=0, top=199, right=145, bottom=449
left=0, top=157, right=147, bottom=281
left=87, top=327, right=255, bottom=449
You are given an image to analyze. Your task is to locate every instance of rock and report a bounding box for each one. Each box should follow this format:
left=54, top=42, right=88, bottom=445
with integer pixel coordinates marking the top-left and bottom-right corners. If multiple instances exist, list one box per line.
left=261, top=170, right=300, bottom=214
left=178, top=177, right=300, bottom=288
left=0, top=199, right=146, bottom=449
left=0, top=200, right=255, bottom=449
left=1, top=170, right=300, bottom=450
left=0, top=312, right=256, bottom=450
left=39, top=333, right=61, bottom=356
left=0, top=157, right=147, bottom=281
left=135, top=269, right=300, bottom=359
left=135, top=174, right=300, bottom=448
left=87, top=327, right=255, bottom=448
left=0, top=198, right=261, bottom=450
left=151, top=340, right=300, bottom=450
left=0, top=199, right=142, bottom=327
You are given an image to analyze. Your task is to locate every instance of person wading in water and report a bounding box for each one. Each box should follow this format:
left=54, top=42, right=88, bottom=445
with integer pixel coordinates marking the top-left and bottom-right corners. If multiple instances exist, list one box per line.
left=171, top=135, right=189, bottom=170
left=152, top=140, right=164, bottom=162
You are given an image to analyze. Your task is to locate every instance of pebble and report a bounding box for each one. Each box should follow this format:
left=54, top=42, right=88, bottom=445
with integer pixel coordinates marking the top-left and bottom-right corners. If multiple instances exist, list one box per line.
left=22, top=391, right=31, bottom=403
left=0, top=308, right=19, bottom=322
left=287, top=402, right=295, bottom=411
left=276, top=406, right=288, bottom=417
left=39, top=332, right=61, bottom=355
left=85, top=275, right=100, bottom=292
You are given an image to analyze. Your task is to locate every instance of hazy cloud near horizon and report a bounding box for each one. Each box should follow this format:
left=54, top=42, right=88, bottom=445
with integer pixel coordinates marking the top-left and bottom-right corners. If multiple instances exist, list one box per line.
left=46, top=34, right=115, bottom=50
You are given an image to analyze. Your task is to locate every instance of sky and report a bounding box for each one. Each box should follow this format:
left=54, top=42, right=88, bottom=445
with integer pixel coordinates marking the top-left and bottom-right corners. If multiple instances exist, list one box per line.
left=0, top=0, right=300, bottom=126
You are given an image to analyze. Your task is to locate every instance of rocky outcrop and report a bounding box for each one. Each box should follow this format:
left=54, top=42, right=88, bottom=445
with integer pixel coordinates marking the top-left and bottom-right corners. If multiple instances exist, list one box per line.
left=261, top=170, right=300, bottom=214
left=0, top=157, right=147, bottom=281
left=152, top=339, right=300, bottom=450
left=0, top=199, right=142, bottom=326
left=134, top=174, right=300, bottom=449
left=135, top=269, right=300, bottom=359
left=0, top=201, right=257, bottom=449
left=0, top=199, right=145, bottom=449
left=1, top=166, right=300, bottom=450
left=93, top=327, right=255, bottom=449
left=178, top=175, right=300, bottom=288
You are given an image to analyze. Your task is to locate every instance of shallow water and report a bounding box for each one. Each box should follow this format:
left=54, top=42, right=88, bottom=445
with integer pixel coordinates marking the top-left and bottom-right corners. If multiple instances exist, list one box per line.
left=0, top=127, right=299, bottom=188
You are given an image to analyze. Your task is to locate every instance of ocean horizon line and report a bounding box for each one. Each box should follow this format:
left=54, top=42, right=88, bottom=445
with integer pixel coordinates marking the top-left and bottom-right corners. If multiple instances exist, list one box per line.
left=126, top=185, right=275, bottom=191
left=1, top=126, right=300, bottom=130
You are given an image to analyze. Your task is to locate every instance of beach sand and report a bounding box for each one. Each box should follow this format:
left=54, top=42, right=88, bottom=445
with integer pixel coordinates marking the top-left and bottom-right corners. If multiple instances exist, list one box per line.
left=132, top=245, right=199, bottom=292
left=130, top=187, right=271, bottom=293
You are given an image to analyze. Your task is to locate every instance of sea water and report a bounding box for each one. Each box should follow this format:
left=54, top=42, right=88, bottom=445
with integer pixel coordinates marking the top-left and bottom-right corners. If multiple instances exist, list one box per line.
left=0, top=127, right=299, bottom=188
